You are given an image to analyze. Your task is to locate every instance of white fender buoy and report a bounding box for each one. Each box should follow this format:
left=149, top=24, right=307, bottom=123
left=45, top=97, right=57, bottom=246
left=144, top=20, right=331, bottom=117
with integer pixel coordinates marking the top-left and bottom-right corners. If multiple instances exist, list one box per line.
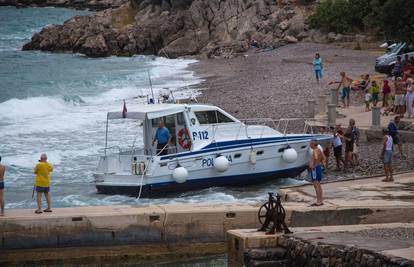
left=249, top=151, right=257, bottom=165
left=282, top=147, right=298, bottom=163
left=172, top=166, right=188, bottom=183
left=214, top=156, right=229, bottom=172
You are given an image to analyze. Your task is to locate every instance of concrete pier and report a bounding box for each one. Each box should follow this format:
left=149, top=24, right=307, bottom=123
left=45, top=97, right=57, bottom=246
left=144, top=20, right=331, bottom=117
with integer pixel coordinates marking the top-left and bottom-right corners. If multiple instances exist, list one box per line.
left=2, top=173, right=414, bottom=266
left=228, top=223, right=414, bottom=267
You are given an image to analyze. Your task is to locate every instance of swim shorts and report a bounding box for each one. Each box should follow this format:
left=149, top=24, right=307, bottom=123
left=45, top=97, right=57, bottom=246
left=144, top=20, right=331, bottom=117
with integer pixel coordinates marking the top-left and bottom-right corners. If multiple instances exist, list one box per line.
left=35, top=186, right=50, bottom=193
left=309, top=165, right=323, bottom=182
left=333, top=145, right=342, bottom=157
left=394, top=94, right=405, bottom=106
left=392, top=135, right=399, bottom=145
left=342, top=87, right=350, bottom=100
left=0, top=181, right=3, bottom=190
left=383, top=150, right=392, bottom=164
left=345, top=141, right=354, bottom=152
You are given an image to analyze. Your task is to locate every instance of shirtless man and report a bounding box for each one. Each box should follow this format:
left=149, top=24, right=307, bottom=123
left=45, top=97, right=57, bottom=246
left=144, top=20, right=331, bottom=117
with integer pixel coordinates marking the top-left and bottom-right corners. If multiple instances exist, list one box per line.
left=309, top=140, right=326, bottom=206
left=329, top=72, right=353, bottom=108
left=0, top=156, right=5, bottom=216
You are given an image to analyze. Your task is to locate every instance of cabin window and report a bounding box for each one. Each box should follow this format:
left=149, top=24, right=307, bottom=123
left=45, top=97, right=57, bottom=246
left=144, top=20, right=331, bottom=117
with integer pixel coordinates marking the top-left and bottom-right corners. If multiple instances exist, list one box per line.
left=177, top=112, right=185, bottom=125
left=195, top=111, right=217, bottom=124
left=257, top=150, right=264, bottom=155
left=195, top=111, right=235, bottom=124
left=217, top=111, right=234, bottom=123
left=234, top=153, right=242, bottom=158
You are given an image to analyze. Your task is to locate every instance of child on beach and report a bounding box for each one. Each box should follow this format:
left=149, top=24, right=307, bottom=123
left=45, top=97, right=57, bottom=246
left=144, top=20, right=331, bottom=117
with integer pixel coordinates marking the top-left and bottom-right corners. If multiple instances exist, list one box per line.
left=382, top=79, right=391, bottom=108
left=370, top=80, right=380, bottom=107
left=313, top=53, right=323, bottom=83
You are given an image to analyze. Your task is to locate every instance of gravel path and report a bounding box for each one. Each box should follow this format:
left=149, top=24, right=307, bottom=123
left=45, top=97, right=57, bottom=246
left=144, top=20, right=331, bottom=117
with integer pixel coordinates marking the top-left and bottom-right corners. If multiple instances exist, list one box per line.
left=191, top=42, right=414, bottom=179
left=192, top=42, right=377, bottom=119
left=352, top=227, right=414, bottom=242
left=323, top=142, right=414, bottom=181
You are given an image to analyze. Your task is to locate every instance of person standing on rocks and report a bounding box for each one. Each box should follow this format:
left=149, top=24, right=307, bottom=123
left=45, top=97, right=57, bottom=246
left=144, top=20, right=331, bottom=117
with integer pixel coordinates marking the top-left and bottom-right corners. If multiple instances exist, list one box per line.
left=405, top=78, right=414, bottom=118
left=309, top=139, right=325, bottom=206
left=393, top=56, right=403, bottom=77
left=349, top=119, right=360, bottom=166
left=382, top=79, right=391, bottom=108
left=332, top=126, right=345, bottom=170
left=329, top=72, right=353, bottom=108
left=0, top=156, right=5, bottom=216
left=312, top=52, right=323, bottom=83
left=381, top=128, right=394, bottom=182
left=343, top=126, right=355, bottom=169
left=388, top=116, right=407, bottom=159
left=34, top=153, right=53, bottom=214
left=394, top=77, right=406, bottom=117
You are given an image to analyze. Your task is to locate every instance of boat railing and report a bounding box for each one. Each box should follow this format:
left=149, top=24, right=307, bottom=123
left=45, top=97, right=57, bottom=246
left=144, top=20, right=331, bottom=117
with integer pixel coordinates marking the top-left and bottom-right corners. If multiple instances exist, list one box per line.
left=201, top=118, right=325, bottom=144
left=239, top=118, right=325, bottom=136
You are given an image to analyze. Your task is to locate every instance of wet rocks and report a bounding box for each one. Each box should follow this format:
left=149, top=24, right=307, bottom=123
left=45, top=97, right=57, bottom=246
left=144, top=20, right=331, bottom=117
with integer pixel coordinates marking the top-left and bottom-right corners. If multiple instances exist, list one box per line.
left=22, top=0, right=321, bottom=58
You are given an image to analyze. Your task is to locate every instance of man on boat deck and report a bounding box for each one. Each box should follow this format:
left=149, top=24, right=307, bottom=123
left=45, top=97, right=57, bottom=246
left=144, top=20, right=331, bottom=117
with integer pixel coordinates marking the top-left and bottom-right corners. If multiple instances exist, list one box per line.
left=152, top=120, right=171, bottom=156
left=34, top=153, right=53, bottom=214
left=309, top=139, right=325, bottom=206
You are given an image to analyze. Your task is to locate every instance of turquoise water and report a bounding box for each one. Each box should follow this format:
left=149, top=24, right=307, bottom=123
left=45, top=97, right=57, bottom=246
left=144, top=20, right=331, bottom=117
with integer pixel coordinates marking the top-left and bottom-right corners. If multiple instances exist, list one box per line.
left=0, top=6, right=301, bottom=210
left=0, top=6, right=203, bottom=209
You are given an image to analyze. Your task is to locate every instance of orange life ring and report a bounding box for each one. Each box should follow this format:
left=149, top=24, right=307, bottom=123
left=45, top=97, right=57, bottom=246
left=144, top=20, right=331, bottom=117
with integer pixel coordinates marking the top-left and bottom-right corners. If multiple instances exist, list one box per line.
left=177, top=128, right=191, bottom=149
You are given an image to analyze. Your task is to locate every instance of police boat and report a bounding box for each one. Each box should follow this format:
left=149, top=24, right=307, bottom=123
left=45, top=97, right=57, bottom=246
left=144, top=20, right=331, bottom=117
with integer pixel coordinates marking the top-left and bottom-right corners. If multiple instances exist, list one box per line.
left=93, top=104, right=331, bottom=197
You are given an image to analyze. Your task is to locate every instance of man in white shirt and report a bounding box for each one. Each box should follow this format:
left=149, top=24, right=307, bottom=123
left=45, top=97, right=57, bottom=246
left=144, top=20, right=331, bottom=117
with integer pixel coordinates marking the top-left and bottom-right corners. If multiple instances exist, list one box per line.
left=332, top=128, right=345, bottom=170
left=381, top=128, right=394, bottom=182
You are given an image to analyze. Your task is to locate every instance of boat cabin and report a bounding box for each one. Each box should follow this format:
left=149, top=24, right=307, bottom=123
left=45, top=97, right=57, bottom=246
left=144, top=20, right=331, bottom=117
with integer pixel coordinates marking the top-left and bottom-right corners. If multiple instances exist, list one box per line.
left=105, top=104, right=242, bottom=158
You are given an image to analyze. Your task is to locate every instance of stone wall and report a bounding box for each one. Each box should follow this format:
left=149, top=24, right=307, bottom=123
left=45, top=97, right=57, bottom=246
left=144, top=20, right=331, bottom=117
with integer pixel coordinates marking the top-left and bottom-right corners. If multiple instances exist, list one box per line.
left=243, top=236, right=414, bottom=267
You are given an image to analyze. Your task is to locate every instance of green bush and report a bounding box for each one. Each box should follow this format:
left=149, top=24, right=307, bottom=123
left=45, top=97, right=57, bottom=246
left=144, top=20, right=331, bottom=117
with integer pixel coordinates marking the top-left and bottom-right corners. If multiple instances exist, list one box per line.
left=308, top=0, right=414, bottom=42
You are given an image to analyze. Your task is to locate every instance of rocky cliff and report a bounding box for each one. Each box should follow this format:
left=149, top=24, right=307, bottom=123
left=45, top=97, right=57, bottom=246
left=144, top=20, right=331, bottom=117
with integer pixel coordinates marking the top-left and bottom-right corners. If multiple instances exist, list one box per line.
left=0, top=0, right=127, bottom=10
left=22, top=0, right=316, bottom=58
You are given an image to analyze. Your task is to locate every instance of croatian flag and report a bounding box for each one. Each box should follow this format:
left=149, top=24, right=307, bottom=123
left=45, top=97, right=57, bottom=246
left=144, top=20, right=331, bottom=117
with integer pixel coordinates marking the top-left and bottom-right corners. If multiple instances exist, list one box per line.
left=122, top=99, right=127, bottom=118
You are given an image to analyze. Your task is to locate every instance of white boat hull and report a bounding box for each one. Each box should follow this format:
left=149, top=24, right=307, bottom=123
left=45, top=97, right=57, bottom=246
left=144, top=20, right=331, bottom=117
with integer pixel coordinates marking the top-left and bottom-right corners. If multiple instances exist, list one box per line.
left=94, top=135, right=330, bottom=197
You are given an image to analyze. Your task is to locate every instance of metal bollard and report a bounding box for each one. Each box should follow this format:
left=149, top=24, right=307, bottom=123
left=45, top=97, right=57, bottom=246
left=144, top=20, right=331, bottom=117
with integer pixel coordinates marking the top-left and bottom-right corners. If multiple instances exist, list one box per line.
left=327, top=104, right=337, bottom=127
left=330, top=88, right=338, bottom=106
left=307, top=100, right=316, bottom=118
left=371, top=106, right=381, bottom=129
left=318, top=95, right=327, bottom=116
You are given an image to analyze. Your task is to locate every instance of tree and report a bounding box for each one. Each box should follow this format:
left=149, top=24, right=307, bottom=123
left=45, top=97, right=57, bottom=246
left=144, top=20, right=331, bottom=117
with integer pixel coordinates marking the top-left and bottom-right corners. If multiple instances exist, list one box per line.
left=381, top=0, right=414, bottom=43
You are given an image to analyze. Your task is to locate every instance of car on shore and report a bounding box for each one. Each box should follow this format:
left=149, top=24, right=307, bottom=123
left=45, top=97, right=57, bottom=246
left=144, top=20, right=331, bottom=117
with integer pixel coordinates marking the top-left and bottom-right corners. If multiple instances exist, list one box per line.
left=375, top=42, right=414, bottom=74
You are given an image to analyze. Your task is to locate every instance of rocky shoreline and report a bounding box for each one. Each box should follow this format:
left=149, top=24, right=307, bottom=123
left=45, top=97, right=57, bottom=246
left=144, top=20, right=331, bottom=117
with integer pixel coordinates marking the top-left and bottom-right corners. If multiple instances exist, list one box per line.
left=0, top=0, right=127, bottom=10
left=20, top=0, right=376, bottom=58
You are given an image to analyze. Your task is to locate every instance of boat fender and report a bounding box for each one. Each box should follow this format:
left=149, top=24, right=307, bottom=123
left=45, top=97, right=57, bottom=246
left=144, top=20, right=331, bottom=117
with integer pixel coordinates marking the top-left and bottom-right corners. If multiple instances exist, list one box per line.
left=214, top=155, right=229, bottom=172
left=249, top=151, right=257, bottom=165
left=172, top=166, right=188, bottom=183
left=131, top=157, right=137, bottom=175
left=137, top=161, right=145, bottom=175
left=282, top=147, right=298, bottom=163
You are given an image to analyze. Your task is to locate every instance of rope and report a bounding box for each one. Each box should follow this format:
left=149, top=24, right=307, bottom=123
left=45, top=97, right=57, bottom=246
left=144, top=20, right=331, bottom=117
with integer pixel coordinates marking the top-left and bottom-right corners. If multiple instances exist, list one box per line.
left=136, top=143, right=170, bottom=199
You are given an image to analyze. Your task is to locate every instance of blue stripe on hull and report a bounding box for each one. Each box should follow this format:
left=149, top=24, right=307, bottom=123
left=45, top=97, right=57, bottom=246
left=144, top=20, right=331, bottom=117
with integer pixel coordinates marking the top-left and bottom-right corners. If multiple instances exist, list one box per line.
left=95, top=166, right=307, bottom=198
left=160, top=135, right=330, bottom=160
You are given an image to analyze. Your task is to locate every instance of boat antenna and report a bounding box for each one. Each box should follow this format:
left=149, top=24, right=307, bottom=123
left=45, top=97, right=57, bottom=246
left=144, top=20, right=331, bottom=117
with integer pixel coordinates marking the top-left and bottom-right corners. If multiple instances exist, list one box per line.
left=147, top=70, right=155, bottom=103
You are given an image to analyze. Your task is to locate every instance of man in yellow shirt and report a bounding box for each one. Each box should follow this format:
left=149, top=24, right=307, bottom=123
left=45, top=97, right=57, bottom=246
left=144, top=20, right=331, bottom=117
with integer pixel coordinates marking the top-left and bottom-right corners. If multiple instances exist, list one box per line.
left=34, top=153, right=53, bottom=214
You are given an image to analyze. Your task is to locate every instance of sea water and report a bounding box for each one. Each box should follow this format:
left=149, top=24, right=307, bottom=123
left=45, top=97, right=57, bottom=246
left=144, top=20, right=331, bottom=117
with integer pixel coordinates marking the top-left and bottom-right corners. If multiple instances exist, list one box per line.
left=0, top=6, right=303, bottom=210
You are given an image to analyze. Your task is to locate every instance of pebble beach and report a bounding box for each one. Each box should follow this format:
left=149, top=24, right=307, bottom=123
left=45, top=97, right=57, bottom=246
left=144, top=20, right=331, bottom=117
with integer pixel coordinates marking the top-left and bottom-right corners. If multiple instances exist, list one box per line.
left=193, top=42, right=414, bottom=180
